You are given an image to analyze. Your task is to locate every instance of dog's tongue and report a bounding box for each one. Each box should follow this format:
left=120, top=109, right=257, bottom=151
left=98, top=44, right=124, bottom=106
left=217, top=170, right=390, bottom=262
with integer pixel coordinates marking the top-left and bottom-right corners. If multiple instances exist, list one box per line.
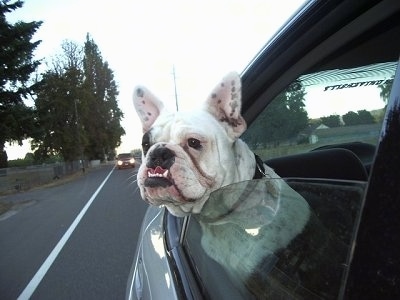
left=148, top=166, right=167, bottom=175
left=145, top=165, right=171, bottom=188
left=154, top=166, right=166, bottom=174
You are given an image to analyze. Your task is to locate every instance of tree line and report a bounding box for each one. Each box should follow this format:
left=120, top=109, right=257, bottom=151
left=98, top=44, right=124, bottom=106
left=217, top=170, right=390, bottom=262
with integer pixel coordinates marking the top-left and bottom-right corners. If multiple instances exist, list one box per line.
left=320, top=110, right=376, bottom=128
left=0, top=1, right=125, bottom=168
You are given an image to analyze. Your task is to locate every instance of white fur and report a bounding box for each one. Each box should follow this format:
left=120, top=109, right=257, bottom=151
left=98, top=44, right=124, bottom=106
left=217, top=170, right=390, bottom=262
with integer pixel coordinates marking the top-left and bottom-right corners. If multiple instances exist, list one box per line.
left=198, top=179, right=310, bottom=284
left=133, top=72, right=312, bottom=297
left=133, top=72, right=278, bottom=216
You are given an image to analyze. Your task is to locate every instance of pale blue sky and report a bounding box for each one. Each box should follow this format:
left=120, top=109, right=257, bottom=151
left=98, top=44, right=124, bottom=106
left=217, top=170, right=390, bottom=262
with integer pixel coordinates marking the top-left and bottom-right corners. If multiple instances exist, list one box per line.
left=6, top=0, right=306, bottom=159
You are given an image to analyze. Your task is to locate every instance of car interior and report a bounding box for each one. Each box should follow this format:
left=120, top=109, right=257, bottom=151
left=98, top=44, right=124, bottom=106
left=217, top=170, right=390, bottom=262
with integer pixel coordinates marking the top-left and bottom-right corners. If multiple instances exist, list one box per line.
left=266, top=145, right=370, bottom=181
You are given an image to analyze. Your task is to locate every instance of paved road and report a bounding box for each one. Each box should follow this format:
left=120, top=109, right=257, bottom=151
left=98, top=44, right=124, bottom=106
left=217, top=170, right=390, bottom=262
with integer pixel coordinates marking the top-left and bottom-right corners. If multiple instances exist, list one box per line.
left=0, top=164, right=149, bottom=300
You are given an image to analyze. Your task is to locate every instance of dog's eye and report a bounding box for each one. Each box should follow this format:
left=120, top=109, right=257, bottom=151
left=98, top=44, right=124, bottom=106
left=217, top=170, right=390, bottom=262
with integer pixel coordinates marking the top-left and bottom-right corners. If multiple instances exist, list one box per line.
left=188, top=138, right=202, bottom=150
left=142, top=142, right=150, bottom=155
left=142, top=132, right=152, bottom=155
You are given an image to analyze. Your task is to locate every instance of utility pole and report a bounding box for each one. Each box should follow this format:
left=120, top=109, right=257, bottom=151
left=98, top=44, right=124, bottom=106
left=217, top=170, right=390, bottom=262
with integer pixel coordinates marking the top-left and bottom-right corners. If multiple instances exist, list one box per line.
left=74, top=98, right=85, bottom=173
left=172, top=65, right=179, bottom=111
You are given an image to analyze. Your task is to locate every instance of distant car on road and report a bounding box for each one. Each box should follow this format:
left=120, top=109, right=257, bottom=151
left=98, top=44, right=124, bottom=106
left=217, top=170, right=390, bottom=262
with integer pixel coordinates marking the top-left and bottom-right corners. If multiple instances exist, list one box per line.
left=116, top=153, right=135, bottom=169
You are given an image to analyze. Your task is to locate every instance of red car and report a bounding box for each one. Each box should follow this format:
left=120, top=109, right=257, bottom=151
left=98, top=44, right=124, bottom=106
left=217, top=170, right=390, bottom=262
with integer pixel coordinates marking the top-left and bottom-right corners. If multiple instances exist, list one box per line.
left=116, top=153, right=135, bottom=169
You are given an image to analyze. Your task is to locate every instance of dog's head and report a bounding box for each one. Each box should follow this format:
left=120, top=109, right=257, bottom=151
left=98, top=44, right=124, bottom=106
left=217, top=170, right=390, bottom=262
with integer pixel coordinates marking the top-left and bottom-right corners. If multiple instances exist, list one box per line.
left=133, top=72, right=257, bottom=216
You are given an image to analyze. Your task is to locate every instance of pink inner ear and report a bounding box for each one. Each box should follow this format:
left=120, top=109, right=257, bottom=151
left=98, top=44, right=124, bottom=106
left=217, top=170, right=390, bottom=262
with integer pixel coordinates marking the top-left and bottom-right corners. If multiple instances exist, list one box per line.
left=133, top=86, right=163, bottom=132
left=205, top=72, right=247, bottom=138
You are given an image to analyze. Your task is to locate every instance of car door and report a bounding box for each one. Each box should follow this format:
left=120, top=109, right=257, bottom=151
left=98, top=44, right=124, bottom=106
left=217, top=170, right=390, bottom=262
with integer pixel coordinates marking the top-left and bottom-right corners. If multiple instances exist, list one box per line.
left=173, top=1, right=400, bottom=299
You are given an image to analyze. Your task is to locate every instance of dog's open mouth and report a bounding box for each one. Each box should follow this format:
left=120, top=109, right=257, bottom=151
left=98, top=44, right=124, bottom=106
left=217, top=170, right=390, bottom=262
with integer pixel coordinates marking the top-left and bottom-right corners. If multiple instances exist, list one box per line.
left=144, top=166, right=173, bottom=188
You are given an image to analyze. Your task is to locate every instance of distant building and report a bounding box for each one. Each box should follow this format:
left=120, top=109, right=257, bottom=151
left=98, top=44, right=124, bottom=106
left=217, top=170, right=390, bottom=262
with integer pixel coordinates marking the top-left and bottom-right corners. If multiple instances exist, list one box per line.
left=298, top=123, right=329, bottom=144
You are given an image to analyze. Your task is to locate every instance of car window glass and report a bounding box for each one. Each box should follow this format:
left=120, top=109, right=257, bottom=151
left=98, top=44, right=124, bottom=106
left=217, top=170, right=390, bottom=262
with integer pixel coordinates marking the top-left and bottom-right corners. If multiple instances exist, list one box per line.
left=184, top=178, right=366, bottom=299
left=181, top=60, right=398, bottom=299
left=241, top=62, right=396, bottom=161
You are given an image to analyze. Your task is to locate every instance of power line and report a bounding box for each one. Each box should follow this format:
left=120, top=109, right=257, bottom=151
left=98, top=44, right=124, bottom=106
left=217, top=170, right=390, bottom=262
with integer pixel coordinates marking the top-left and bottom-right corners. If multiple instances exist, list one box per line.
left=172, top=65, right=179, bottom=111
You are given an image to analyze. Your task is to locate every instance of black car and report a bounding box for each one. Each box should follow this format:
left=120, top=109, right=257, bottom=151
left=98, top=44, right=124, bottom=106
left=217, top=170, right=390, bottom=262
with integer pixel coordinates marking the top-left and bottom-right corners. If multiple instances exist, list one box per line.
left=116, top=153, right=135, bottom=169
left=127, top=0, right=400, bottom=299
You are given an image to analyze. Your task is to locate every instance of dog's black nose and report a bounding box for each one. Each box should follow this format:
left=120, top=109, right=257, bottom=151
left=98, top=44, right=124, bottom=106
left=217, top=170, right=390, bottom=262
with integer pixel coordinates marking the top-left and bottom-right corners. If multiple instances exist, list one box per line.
left=147, top=146, right=175, bottom=169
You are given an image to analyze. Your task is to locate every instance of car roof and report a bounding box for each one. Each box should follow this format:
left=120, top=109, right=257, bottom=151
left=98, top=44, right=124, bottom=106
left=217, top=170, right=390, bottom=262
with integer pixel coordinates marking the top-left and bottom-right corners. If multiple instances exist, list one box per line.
left=118, top=153, right=132, bottom=157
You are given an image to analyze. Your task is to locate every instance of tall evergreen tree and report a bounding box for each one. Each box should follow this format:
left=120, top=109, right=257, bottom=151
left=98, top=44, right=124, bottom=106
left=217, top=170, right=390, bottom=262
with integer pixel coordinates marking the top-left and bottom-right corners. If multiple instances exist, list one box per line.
left=82, top=34, right=124, bottom=160
left=32, top=37, right=124, bottom=163
left=32, top=41, right=86, bottom=162
left=0, top=0, right=42, bottom=167
left=32, top=67, right=85, bottom=161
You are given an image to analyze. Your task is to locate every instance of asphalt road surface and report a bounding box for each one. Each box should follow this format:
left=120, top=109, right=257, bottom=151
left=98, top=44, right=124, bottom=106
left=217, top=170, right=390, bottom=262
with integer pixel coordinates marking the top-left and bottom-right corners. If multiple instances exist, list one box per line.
left=0, top=164, right=149, bottom=300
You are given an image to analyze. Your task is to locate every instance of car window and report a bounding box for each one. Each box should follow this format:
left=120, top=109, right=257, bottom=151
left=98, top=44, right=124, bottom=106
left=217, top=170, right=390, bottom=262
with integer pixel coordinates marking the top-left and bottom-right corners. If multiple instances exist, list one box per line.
left=242, top=61, right=396, bottom=162
left=184, top=178, right=366, bottom=299
left=181, top=60, right=398, bottom=299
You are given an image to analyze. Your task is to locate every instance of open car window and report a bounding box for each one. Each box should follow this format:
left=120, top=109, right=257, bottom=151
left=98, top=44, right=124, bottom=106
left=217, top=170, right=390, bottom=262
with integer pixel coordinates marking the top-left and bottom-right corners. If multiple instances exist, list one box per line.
left=242, top=61, right=396, bottom=164
left=180, top=60, right=398, bottom=299
left=184, top=178, right=366, bottom=299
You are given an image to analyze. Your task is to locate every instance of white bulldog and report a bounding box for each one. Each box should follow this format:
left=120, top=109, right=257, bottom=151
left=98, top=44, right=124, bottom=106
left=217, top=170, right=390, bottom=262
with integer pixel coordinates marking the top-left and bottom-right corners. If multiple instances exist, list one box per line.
left=133, top=72, right=280, bottom=217
left=133, top=72, right=346, bottom=298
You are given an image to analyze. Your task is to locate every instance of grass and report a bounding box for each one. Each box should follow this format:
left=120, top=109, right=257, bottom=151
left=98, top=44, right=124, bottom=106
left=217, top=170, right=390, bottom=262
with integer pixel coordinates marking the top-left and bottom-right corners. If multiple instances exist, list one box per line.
left=0, top=202, right=13, bottom=215
left=254, top=123, right=381, bottom=160
left=0, top=170, right=85, bottom=215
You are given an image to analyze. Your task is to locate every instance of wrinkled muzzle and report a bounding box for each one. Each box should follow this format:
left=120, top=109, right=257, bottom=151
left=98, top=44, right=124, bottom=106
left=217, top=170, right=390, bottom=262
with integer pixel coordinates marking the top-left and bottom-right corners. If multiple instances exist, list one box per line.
left=144, top=146, right=175, bottom=188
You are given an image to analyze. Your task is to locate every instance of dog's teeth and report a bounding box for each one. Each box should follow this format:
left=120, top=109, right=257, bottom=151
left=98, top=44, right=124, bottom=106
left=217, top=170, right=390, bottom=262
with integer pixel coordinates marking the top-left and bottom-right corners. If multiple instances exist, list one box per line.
left=147, top=168, right=168, bottom=178
left=148, top=171, right=167, bottom=178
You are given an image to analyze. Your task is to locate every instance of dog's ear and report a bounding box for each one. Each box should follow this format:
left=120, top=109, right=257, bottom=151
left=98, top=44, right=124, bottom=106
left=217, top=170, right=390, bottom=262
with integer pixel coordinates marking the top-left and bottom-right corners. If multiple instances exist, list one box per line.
left=205, top=72, right=247, bottom=139
left=133, top=86, right=164, bottom=132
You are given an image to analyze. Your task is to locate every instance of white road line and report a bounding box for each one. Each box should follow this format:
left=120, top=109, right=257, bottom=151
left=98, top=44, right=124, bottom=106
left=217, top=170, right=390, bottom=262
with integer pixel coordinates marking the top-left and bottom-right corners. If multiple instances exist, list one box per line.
left=18, top=167, right=115, bottom=300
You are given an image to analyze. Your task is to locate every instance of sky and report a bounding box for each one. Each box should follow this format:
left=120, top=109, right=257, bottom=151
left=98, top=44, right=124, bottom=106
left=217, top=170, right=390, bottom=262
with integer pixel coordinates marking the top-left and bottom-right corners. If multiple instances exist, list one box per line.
left=5, top=0, right=307, bottom=160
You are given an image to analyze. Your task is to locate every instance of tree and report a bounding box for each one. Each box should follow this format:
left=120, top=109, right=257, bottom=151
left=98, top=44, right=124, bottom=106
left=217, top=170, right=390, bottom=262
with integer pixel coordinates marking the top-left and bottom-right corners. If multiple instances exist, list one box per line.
left=356, top=109, right=375, bottom=124
left=320, top=114, right=341, bottom=127
left=0, top=0, right=42, bottom=167
left=378, top=78, right=393, bottom=104
left=242, top=81, right=308, bottom=147
left=33, top=37, right=125, bottom=163
left=342, top=110, right=375, bottom=126
left=82, top=34, right=124, bottom=161
left=31, top=41, right=85, bottom=162
left=132, top=148, right=142, bottom=157
left=33, top=69, right=84, bottom=161
left=342, top=111, right=359, bottom=126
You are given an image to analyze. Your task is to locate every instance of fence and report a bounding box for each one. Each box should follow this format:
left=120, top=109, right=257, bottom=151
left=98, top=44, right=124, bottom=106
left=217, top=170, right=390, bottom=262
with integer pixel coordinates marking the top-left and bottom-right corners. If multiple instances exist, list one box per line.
left=0, top=160, right=88, bottom=194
